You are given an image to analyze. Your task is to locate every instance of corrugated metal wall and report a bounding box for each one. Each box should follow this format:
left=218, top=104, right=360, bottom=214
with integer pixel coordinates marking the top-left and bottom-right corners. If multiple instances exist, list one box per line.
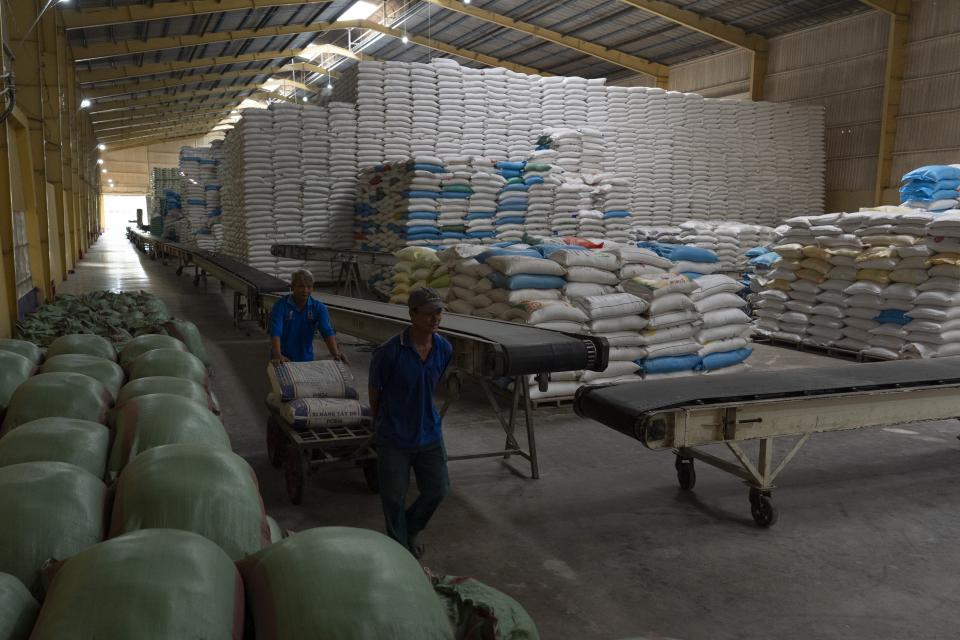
left=661, top=1, right=960, bottom=213
left=891, top=0, right=960, bottom=188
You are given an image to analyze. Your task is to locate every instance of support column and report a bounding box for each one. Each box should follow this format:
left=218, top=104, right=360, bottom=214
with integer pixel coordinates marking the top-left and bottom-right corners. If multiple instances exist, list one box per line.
left=9, top=0, right=53, bottom=301
left=67, top=67, right=82, bottom=262
left=750, top=47, right=769, bottom=101
left=0, top=6, right=16, bottom=335
left=874, top=1, right=911, bottom=205
left=58, top=25, right=76, bottom=272
left=41, top=8, right=66, bottom=284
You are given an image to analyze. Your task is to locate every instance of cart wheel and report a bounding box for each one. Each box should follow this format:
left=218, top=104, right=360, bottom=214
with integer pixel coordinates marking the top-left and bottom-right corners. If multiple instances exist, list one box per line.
left=266, top=418, right=286, bottom=469
left=675, top=455, right=696, bottom=491
left=362, top=461, right=379, bottom=493
left=749, top=489, right=778, bottom=528
left=285, top=447, right=307, bottom=505
left=176, top=265, right=184, bottom=276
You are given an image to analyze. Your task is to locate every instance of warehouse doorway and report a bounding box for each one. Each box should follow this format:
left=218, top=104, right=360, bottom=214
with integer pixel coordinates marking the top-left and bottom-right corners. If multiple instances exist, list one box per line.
left=103, top=194, right=148, bottom=232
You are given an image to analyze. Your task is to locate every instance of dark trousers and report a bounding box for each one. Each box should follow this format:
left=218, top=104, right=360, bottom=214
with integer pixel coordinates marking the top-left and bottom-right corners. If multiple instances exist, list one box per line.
left=377, top=440, right=449, bottom=550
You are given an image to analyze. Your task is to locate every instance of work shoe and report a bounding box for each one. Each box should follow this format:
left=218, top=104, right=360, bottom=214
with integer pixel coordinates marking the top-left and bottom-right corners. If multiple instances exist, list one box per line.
left=408, top=533, right=425, bottom=559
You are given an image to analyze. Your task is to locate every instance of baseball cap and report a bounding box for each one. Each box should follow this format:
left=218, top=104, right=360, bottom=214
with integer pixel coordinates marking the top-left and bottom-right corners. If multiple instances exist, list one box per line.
left=408, top=287, right=445, bottom=312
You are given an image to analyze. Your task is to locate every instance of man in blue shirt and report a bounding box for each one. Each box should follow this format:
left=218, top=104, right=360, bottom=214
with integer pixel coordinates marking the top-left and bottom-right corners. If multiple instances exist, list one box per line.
left=270, top=269, right=346, bottom=363
left=369, top=287, right=453, bottom=558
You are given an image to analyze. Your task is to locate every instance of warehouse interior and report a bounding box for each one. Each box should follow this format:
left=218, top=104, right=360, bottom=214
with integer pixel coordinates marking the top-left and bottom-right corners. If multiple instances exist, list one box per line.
left=2, top=1, right=960, bottom=639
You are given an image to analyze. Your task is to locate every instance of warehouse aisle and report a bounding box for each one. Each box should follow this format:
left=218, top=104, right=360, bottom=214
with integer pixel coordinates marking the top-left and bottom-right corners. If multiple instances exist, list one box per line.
left=59, top=228, right=960, bottom=640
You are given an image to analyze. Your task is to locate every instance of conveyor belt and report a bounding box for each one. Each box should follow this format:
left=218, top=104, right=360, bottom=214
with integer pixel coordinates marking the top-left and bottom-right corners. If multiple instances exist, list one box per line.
left=192, top=251, right=288, bottom=293
left=575, top=357, right=960, bottom=435
left=318, top=293, right=607, bottom=377
left=271, top=243, right=397, bottom=266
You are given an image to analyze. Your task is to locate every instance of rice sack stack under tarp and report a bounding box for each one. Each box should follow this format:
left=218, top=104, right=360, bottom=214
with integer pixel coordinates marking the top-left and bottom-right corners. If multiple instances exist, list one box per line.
left=127, top=349, right=209, bottom=388
left=118, top=334, right=189, bottom=368
left=0, top=571, right=39, bottom=640
left=109, top=444, right=270, bottom=561
left=39, top=354, right=125, bottom=403
left=0, top=461, right=107, bottom=595
left=1, top=372, right=112, bottom=433
left=0, top=338, right=43, bottom=365
left=115, top=376, right=220, bottom=414
left=29, top=529, right=244, bottom=640
left=0, top=351, right=35, bottom=418
left=45, top=334, right=117, bottom=362
left=0, top=418, right=109, bottom=479
left=107, top=394, right=230, bottom=474
left=238, top=527, right=454, bottom=640
left=266, top=360, right=369, bottom=431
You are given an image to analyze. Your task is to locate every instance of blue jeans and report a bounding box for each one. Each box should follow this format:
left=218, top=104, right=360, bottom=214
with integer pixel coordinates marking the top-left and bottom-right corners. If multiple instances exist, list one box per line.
left=377, top=440, right=449, bottom=550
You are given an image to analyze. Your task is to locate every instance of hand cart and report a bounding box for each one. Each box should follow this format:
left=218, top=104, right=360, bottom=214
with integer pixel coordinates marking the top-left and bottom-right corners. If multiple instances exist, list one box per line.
left=265, top=401, right=379, bottom=505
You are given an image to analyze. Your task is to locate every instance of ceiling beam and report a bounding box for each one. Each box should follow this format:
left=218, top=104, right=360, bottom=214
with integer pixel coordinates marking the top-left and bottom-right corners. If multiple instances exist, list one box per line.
left=859, top=0, right=911, bottom=15
left=100, top=121, right=232, bottom=143
left=421, top=0, right=667, bottom=79
left=62, top=0, right=330, bottom=30
left=95, top=111, right=236, bottom=134
left=87, top=64, right=328, bottom=101
left=93, top=105, right=238, bottom=125
left=103, top=129, right=230, bottom=152
left=70, top=19, right=548, bottom=75
left=616, top=0, right=767, bottom=51
left=89, top=84, right=263, bottom=114
left=79, top=48, right=306, bottom=84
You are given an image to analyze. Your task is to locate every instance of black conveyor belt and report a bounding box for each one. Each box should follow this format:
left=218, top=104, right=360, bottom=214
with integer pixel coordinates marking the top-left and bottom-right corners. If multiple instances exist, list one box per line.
left=318, top=293, right=607, bottom=376
left=193, top=251, right=289, bottom=293
left=575, top=357, right=960, bottom=433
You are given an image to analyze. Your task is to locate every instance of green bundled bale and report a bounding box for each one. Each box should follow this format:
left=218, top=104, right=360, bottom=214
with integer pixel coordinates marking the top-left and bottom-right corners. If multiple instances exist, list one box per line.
left=433, top=575, right=540, bottom=640
left=163, top=319, right=210, bottom=366
left=0, top=352, right=35, bottom=416
left=46, top=334, right=117, bottom=362
left=0, top=462, right=107, bottom=594
left=17, top=291, right=171, bottom=347
left=238, top=527, right=454, bottom=640
left=127, top=349, right=209, bottom=387
left=108, top=394, right=229, bottom=473
left=39, top=354, right=125, bottom=402
left=118, top=334, right=187, bottom=368
left=109, top=444, right=270, bottom=561
left=0, top=339, right=42, bottom=365
left=115, top=376, right=219, bottom=414
left=29, top=529, right=244, bottom=640
left=1, top=372, right=111, bottom=433
left=0, top=418, right=109, bottom=478
left=0, top=572, right=39, bottom=640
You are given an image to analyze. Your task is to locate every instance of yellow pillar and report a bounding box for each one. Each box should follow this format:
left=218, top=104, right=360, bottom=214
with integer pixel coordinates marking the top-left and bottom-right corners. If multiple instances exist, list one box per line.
left=874, top=1, right=911, bottom=205
left=57, top=25, right=76, bottom=273
left=750, top=47, right=769, bottom=101
left=9, top=0, right=53, bottom=301
left=41, top=8, right=66, bottom=284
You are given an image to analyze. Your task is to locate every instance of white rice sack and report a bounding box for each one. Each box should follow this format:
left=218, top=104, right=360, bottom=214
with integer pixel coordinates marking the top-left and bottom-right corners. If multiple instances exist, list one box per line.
left=267, top=360, right=359, bottom=401
left=280, top=398, right=370, bottom=431
left=699, top=337, right=750, bottom=357
left=607, top=245, right=673, bottom=269
left=619, top=264, right=667, bottom=279
left=645, top=339, right=701, bottom=358
left=608, top=347, right=647, bottom=362
left=563, top=282, right=615, bottom=298
left=588, top=316, right=648, bottom=333
left=701, top=308, right=751, bottom=329
left=485, top=255, right=565, bottom=277
left=593, top=332, right=646, bottom=347
left=694, top=293, right=747, bottom=313
left=565, top=267, right=619, bottom=285
left=548, top=249, right=618, bottom=271
left=641, top=324, right=699, bottom=345
left=580, top=361, right=639, bottom=383
left=448, top=299, right=475, bottom=315
left=647, top=310, right=700, bottom=330
left=513, top=300, right=589, bottom=324
left=648, top=293, right=696, bottom=314
left=488, top=288, right=563, bottom=303
left=690, top=275, right=742, bottom=300
left=533, top=321, right=586, bottom=333
left=698, top=325, right=751, bottom=343
left=574, top=293, right=648, bottom=319
left=621, top=273, right=697, bottom=300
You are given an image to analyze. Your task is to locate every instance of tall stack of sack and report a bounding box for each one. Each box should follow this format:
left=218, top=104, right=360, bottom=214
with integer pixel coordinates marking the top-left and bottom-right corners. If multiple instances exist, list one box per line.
left=355, top=61, right=387, bottom=167
left=388, top=246, right=448, bottom=306
left=678, top=221, right=776, bottom=270
left=902, top=212, right=960, bottom=358
left=439, top=245, right=495, bottom=317
left=383, top=62, right=412, bottom=161
left=410, top=62, right=439, bottom=159
left=406, top=157, right=445, bottom=248
left=437, top=160, right=472, bottom=246
left=328, top=102, right=358, bottom=255
left=900, top=165, right=960, bottom=212
left=691, top=274, right=754, bottom=373
left=178, top=147, right=207, bottom=246
left=494, top=162, right=529, bottom=243
left=435, top=58, right=465, bottom=159
left=301, top=105, right=331, bottom=250
left=466, top=163, right=505, bottom=244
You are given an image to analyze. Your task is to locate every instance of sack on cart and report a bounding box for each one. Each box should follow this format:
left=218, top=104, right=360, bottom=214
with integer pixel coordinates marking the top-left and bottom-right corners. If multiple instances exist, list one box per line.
left=270, top=395, right=371, bottom=431
left=267, top=360, right=359, bottom=401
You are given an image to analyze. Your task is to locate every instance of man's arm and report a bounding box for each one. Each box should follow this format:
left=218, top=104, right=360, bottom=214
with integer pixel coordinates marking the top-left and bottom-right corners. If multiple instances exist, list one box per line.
left=317, top=305, right=347, bottom=363
left=368, top=386, right=380, bottom=420
left=324, top=335, right=347, bottom=363
left=269, top=303, right=288, bottom=363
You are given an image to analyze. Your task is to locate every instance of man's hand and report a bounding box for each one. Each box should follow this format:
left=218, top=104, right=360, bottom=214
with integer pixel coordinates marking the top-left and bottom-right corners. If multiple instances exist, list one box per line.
left=271, top=354, right=291, bottom=364
left=333, top=351, right=349, bottom=365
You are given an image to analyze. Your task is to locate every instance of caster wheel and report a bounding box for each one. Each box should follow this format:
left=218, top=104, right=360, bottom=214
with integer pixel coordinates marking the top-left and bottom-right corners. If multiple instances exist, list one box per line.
left=749, top=489, right=778, bottom=528
left=675, top=456, right=696, bottom=491
left=266, top=417, right=286, bottom=469
left=176, top=266, right=184, bottom=276
left=362, top=460, right=379, bottom=493
left=285, top=447, right=307, bottom=505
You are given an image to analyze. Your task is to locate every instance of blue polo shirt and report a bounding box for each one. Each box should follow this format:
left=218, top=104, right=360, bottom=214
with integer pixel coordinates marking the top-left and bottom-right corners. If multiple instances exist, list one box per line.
left=369, top=329, right=453, bottom=450
left=269, top=295, right=335, bottom=362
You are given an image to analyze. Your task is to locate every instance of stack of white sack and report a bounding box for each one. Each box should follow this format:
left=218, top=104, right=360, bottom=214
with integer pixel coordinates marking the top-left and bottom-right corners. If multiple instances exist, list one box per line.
left=623, top=273, right=704, bottom=378
left=440, top=244, right=494, bottom=316
left=678, top=220, right=776, bottom=270
left=483, top=250, right=568, bottom=317
left=692, top=274, right=754, bottom=374
left=437, top=161, right=472, bottom=246
left=388, top=247, right=449, bottom=306
left=266, top=360, right=369, bottom=431
left=592, top=175, right=633, bottom=243
left=572, top=292, right=648, bottom=386
left=901, top=211, right=960, bottom=358
left=518, top=160, right=555, bottom=238
left=635, top=226, right=683, bottom=244
left=464, top=164, right=504, bottom=244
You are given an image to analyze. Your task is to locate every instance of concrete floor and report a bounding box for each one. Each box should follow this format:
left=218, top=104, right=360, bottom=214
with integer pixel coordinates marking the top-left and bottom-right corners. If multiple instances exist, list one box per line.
left=63, top=226, right=960, bottom=640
